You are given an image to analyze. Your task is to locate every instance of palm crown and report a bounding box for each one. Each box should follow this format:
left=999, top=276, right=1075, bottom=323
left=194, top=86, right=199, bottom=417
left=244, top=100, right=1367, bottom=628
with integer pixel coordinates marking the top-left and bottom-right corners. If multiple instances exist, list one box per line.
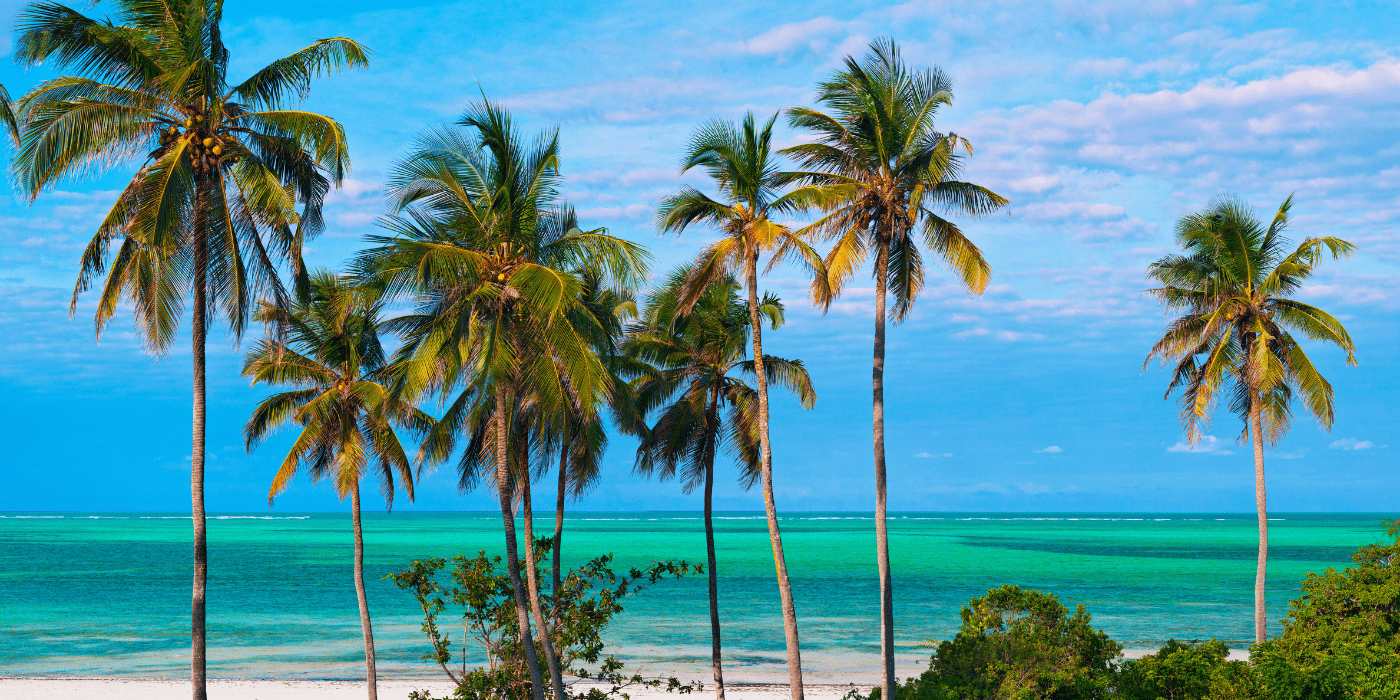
left=11, top=0, right=366, bottom=343
left=781, top=38, right=1007, bottom=316
left=628, top=267, right=815, bottom=491
left=243, top=272, right=430, bottom=507
left=656, top=111, right=822, bottom=309
left=1145, top=195, right=1357, bottom=444
left=358, top=102, right=649, bottom=475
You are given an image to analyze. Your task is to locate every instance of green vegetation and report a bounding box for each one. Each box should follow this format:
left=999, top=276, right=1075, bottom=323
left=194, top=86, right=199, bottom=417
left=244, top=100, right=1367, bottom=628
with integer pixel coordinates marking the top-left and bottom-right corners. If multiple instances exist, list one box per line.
left=856, top=524, right=1400, bottom=700
left=1117, top=639, right=1257, bottom=700
left=870, top=585, right=1120, bottom=700
left=389, top=538, right=700, bottom=700
left=1249, top=520, right=1400, bottom=699
left=1144, top=196, right=1357, bottom=643
left=2, top=0, right=1372, bottom=695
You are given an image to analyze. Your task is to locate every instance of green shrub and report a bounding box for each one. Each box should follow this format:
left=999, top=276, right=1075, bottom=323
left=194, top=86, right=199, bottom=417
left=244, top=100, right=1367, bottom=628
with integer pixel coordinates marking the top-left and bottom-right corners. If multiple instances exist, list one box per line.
left=1250, top=520, right=1400, bottom=700
left=389, top=537, right=700, bottom=700
left=873, top=585, right=1122, bottom=700
left=1117, top=639, right=1230, bottom=700
left=1115, top=639, right=1266, bottom=700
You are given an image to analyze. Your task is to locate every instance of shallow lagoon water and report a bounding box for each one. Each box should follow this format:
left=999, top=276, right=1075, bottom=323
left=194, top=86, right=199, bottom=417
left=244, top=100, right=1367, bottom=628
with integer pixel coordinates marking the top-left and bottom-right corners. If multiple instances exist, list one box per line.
left=0, top=511, right=1386, bottom=681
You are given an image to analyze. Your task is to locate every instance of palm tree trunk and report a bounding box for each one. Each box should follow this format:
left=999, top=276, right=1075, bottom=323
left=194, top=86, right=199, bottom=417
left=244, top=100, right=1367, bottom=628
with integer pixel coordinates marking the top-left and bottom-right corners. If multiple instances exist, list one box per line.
left=350, top=484, right=379, bottom=700
left=704, top=391, right=725, bottom=700
left=1249, top=386, right=1268, bottom=644
left=872, top=240, right=895, bottom=700
left=744, top=247, right=804, bottom=700
left=520, top=452, right=569, bottom=700
left=496, top=390, right=546, bottom=700
left=553, top=427, right=568, bottom=600
left=191, top=210, right=208, bottom=700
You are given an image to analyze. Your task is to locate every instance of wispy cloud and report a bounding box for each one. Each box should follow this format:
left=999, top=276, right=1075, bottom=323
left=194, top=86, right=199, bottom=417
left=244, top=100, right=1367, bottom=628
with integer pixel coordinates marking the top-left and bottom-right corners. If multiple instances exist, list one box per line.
left=1036, top=445, right=1064, bottom=454
left=1330, top=438, right=1376, bottom=451
left=1168, top=435, right=1234, bottom=455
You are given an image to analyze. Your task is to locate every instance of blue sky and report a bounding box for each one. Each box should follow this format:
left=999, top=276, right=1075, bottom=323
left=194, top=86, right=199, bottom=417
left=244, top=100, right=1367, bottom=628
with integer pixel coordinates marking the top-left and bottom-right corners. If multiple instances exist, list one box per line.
left=0, top=0, right=1395, bottom=513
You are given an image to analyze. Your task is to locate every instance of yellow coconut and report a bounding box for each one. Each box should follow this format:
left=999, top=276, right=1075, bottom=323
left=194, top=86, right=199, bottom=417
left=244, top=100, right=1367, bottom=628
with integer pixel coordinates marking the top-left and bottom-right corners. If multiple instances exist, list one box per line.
left=202, top=137, right=214, bottom=147
left=497, top=273, right=506, bottom=281
left=212, top=145, right=222, bottom=156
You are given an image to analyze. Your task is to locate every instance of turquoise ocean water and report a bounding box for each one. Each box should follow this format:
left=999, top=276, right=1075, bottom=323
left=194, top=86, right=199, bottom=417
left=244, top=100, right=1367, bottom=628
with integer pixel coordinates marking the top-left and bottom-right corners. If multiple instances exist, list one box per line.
left=0, top=512, right=1388, bottom=682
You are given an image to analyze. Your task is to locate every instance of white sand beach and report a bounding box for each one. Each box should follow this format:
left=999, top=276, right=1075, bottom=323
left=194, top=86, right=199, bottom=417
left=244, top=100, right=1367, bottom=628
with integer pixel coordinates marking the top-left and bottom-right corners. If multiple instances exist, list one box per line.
left=0, top=649, right=1251, bottom=700
left=0, top=679, right=864, bottom=700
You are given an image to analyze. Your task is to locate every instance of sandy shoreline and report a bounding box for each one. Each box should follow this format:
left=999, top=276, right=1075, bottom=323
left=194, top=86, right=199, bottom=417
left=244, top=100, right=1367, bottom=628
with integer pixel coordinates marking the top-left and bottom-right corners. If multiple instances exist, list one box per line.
left=0, top=678, right=867, bottom=700
left=0, top=649, right=1252, bottom=700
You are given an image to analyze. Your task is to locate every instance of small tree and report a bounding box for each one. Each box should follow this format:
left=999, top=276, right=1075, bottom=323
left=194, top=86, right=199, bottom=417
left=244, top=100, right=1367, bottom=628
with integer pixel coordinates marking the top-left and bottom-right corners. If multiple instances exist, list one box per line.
left=876, top=586, right=1121, bottom=700
left=389, top=538, right=701, bottom=700
left=1116, top=639, right=1260, bottom=700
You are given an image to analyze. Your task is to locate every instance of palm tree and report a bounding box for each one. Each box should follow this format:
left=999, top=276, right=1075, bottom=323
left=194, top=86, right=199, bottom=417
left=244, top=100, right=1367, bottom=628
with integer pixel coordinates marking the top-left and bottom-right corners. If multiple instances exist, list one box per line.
left=627, top=266, right=816, bottom=700
left=777, top=39, right=1008, bottom=697
left=8, top=3, right=365, bottom=697
left=242, top=273, right=429, bottom=700
left=656, top=112, right=823, bottom=700
left=1144, top=194, right=1356, bottom=643
left=358, top=101, right=648, bottom=700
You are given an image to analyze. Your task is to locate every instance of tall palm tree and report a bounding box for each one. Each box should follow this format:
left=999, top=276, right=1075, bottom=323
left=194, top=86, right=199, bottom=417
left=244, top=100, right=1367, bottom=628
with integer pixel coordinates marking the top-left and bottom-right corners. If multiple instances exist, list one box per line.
left=9, top=3, right=365, bottom=697
left=627, top=266, right=816, bottom=700
left=1144, top=195, right=1356, bottom=643
left=777, top=39, right=1008, bottom=697
left=358, top=101, right=648, bottom=700
left=242, top=273, right=429, bottom=700
left=656, top=112, right=822, bottom=700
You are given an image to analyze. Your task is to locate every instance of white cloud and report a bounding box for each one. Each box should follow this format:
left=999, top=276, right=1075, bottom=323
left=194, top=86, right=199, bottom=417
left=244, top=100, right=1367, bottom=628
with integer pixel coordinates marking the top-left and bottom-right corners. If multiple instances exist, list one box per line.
left=1168, top=435, right=1234, bottom=455
left=914, top=451, right=933, bottom=458
left=1036, top=445, right=1063, bottom=454
left=740, top=17, right=864, bottom=57
left=1330, top=438, right=1374, bottom=451
left=1017, top=481, right=1053, bottom=495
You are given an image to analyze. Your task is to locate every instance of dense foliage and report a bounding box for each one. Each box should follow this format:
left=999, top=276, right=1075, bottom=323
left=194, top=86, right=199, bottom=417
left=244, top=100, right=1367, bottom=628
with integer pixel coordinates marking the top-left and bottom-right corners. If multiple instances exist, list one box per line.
left=389, top=538, right=700, bottom=700
left=1250, top=522, right=1400, bottom=700
left=872, top=586, right=1121, bottom=700
left=1117, top=639, right=1261, bottom=700
left=866, top=524, right=1400, bottom=700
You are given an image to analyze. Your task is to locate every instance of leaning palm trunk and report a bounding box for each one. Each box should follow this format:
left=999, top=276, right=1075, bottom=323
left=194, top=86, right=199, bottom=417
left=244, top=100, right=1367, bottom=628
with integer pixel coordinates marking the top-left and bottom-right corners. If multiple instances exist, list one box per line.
left=703, top=408, right=726, bottom=700
left=496, top=391, right=546, bottom=700
left=744, top=250, right=804, bottom=700
left=1249, top=387, right=1268, bottom=643
left=351, top=485, right=379, bottom=700
left=520, top=454, right=569, bottom=700
left=191, top=242, right=209, bottom=700
left=872, top=241, right=895, bottom=699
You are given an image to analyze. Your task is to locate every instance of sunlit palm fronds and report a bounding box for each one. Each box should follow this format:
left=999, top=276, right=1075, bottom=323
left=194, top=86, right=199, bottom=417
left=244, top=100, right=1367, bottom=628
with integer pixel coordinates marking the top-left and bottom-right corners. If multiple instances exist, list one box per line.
left=779, top=37, right=1007, bottom=316
left=1144, top=194, right=1356, bottom=444
left=11, top=0, right=366, bottom=345
left=628, top=266, right=815, bottom=493
left=243, top=272, right=431, bottom=508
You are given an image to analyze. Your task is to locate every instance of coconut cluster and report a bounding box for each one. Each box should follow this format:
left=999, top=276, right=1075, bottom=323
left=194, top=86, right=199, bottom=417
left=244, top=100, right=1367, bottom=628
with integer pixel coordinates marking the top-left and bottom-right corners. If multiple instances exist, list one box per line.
left=157, top=105, right=235, bottom=175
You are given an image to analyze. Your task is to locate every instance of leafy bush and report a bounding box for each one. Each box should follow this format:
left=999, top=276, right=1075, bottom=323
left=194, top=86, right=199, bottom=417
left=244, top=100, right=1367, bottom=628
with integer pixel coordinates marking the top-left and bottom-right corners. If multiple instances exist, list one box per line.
left=388, top=537, right=701, bottom=700
left=1250, top=520, right=1400, bottom=700
left=873, top=585, right=1122, bottom=700
left=1116, top=639, right=1263, bottom=700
